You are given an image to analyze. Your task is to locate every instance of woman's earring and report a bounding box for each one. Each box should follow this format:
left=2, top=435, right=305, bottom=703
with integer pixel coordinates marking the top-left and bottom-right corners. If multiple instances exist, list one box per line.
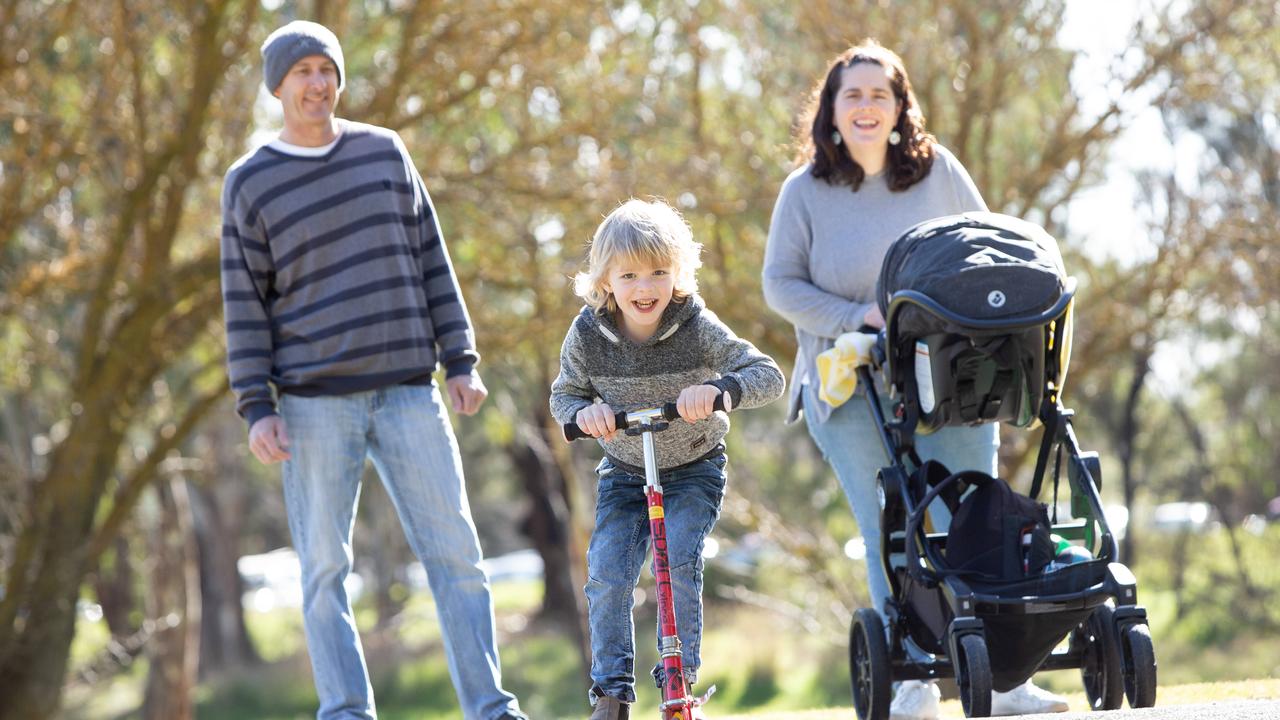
left=831, top=130, right=843, bottom=146
left=888, top=129, right=902, bottom=146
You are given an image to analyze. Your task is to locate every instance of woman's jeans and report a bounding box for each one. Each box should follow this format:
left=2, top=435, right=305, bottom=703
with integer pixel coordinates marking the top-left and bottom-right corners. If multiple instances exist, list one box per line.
left=805, top=388, right=998, bottom=661
left=279, top=384, right=523, bottom=720
left=585, top=453, right=727, bottom=704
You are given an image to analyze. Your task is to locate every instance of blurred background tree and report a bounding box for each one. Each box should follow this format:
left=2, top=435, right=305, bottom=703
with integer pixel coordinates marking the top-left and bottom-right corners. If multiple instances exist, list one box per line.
left=0, top=0, right=1276, bottom=717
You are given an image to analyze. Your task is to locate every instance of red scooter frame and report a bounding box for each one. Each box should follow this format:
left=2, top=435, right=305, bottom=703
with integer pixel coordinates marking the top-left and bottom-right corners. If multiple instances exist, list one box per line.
left=565, top=401, right=721, bottom=720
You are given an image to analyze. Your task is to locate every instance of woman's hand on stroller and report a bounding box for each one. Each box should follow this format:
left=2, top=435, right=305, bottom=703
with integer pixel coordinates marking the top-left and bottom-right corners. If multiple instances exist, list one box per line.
left=575, top=403, right=619, bottom=440
left=861, top=304, right=885, bottom=330
left=677, top=384, right=732, bottom=423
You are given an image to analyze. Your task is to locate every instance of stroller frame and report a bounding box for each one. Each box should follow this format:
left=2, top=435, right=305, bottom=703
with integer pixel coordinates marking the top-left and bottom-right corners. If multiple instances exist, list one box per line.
left=848, top=287, right=1157, bottom=719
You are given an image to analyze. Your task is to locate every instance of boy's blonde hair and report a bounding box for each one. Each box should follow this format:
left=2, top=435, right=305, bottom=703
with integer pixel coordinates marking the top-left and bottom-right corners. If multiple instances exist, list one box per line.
left=574, top=199, right=702, bottom=314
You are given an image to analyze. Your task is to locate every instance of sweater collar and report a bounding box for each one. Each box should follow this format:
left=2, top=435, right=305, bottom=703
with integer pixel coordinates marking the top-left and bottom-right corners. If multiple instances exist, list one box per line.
left=590, top=294, right=703, bottom=346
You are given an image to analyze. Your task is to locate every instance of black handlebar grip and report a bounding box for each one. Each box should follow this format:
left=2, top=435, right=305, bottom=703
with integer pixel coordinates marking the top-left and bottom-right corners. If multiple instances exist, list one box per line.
left=661, top=392, right=727, bottom=421
left=562, top=422, right=591, bottom=442
left=563, top=394, right=728, bottom=442
left=562, top=408, right=631, bottom=442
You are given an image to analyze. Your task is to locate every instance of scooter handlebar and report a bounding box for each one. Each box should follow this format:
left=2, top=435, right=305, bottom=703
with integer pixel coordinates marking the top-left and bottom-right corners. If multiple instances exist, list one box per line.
left=562, top=394, right=727, bottom=442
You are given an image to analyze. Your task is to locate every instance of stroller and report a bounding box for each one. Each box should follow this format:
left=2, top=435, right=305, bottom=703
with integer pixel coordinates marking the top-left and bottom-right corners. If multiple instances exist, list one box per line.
left=847, top=212, right=1157, bottom=719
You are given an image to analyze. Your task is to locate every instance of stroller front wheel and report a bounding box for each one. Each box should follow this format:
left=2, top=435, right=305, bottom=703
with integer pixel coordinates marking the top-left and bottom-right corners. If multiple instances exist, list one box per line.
left=1075, top=603, right=1124, bottom=710
left=849, top=607, right=891, bottom=720
left=1121, top=622, right=1157, bottom=708
left=955, top=633, right=992, bottom=718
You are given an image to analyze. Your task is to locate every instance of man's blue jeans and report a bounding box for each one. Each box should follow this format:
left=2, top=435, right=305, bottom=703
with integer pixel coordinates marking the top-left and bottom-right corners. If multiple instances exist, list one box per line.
left=585, top=453, right=727, bottom=704
left=279, top=384, right=524, bottom=720
left=804, top=387, right=998, bottom=661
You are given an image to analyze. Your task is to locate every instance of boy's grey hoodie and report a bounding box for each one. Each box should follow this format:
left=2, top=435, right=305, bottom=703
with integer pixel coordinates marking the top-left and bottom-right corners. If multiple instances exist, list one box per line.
left=550, top=294, right=784, bottom=470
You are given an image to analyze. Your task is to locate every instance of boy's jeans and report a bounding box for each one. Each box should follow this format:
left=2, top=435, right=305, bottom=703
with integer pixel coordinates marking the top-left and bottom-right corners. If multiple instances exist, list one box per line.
left=804, top=386, right=998, bottom=662
left=280, top=384, right=524, bottom=720
left=585, top=453, right=727, bottom=704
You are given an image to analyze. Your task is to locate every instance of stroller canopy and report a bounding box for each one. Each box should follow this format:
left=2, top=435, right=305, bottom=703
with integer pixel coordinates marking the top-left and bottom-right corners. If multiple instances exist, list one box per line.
left=877, top=212, right=1068, bottom=333
left=876, top=212, right=1075, bottom=431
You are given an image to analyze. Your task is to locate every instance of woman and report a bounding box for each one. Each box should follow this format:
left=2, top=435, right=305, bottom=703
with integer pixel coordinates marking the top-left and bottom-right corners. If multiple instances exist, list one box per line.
left=762, top=41, right=1069, bottom=720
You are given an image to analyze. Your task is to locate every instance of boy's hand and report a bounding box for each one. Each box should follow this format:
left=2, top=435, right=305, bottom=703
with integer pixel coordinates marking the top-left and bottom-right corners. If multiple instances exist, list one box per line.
left=677, top=385, right=731, bottom=423
left=576, top=403, right=618, bottom=440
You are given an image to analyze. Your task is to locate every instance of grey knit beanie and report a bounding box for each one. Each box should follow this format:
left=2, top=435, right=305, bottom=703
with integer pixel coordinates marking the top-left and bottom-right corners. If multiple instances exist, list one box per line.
left=261, top=20, right=345, bottom=93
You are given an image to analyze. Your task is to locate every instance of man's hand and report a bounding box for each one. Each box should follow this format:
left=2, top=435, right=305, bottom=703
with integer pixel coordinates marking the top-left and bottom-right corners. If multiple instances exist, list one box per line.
left=676, top=384, right=731, bottom=423
left=248, top=415, right=291, bottom=464
left=446, top=372, right=488, bottom=416
left=575, top=403, right=618, bottom=440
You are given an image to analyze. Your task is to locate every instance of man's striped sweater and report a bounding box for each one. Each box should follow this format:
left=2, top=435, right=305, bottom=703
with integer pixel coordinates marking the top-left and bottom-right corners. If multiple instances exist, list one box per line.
left=220, top=120, right=477, bottom=427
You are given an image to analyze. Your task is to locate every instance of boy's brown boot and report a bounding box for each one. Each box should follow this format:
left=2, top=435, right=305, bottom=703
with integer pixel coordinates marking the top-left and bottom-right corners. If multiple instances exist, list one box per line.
left=589, top=695, right=630, bottom=720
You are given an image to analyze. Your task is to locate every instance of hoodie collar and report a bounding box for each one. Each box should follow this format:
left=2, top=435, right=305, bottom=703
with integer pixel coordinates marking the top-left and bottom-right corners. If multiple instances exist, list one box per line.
left=591, top=294, right=703, bottom=346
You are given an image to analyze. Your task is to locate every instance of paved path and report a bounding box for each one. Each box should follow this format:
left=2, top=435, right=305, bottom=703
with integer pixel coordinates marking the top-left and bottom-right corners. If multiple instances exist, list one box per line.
left=991, top=699, right=1280, bottom=719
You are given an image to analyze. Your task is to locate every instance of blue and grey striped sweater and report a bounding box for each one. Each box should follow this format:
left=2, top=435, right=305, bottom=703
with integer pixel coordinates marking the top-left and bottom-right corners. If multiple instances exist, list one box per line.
left=220, top=120, right=477, bottom=427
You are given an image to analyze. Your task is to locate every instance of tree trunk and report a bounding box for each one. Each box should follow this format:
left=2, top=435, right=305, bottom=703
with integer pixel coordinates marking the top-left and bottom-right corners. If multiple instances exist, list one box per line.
left=190, top=482, right=260, bottom=678
left=361, top=472, right=409, bottom=629
left=510, top=420, right=590, bottom=672
left=1117, top=350, right=1150, bottom=564
left=0, top=406, right=122, bottom=720
left=0, top=543, right=84, bottom=720
left=142, top=476, right=201, bottom=720
left=92, top=535, right=137, bottom=639
left=1171, top=530, right=1190, bottom=620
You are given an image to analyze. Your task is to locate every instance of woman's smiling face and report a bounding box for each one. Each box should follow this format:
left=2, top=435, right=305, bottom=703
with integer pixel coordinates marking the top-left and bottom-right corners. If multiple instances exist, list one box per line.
left=832, top=61, right=901, bottom=153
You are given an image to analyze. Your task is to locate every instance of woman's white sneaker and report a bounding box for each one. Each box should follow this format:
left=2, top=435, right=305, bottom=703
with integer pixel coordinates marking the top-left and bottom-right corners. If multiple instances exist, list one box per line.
left=990, top=680, right=1069, bottom=715
left=889, top=680, right=940, bottom=720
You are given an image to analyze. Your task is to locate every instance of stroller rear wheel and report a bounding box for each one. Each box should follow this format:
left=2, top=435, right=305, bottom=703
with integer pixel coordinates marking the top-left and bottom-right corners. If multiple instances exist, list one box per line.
left=849, top=608, right=891, bottom=720
left=1074, top=604, right=1123, bottom=710
left=1121, top=622, right=1157, bottom=708
left=954, top=633, right=992, bottom=718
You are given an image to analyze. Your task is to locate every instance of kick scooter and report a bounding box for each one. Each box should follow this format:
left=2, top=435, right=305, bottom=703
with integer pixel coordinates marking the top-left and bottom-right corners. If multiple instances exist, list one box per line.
left=564, top=399, right=724, bottom=720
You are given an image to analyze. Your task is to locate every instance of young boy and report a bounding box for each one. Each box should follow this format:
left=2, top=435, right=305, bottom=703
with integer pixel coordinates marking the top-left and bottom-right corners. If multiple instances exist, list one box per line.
left=550, top=199, right=785, bottom=720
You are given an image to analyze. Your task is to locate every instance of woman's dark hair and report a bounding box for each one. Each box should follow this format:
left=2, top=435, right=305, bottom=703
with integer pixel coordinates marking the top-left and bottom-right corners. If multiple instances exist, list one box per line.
left=796, top=40, right=936, bottom=192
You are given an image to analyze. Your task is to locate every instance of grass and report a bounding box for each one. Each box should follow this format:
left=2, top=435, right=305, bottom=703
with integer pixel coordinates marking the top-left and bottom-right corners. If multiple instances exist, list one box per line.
left=59, top=527, right=1280, bottom=718
left=62, top=589, right=1280, bottom=719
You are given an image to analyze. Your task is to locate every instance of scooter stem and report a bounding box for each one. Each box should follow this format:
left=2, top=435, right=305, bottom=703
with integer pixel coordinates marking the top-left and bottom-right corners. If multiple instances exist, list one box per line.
left=638, top=422, right=694, bottom=720
left=642, top=428, right=660, bottom=489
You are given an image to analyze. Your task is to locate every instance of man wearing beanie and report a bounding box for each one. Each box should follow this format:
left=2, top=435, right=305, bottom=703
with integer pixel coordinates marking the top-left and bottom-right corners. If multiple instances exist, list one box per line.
left=220, top=20, right=526, bottom=720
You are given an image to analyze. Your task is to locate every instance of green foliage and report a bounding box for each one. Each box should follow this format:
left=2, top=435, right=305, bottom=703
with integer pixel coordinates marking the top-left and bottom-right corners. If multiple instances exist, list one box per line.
left=1138, top=525, right=1280, bottom=647
left=5, top=0, right=1280, bottom=716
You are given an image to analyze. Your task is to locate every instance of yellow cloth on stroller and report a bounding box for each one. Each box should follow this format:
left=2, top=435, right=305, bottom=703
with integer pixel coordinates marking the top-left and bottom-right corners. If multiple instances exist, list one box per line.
left=815, top=331, right=878, bottom=407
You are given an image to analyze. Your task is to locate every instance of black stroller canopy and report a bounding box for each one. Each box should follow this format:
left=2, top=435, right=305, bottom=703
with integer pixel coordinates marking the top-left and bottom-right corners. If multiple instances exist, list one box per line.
left=875, top=212, right=1076, bottom=431
left=877, top=212, right=1069, bottom=332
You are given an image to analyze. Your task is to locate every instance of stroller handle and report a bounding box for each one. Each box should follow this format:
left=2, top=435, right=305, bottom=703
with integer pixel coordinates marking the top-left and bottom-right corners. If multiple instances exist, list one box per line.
left=563, top=395, right=727, bottom=442
left=885, top=277, right=1077, bottom=333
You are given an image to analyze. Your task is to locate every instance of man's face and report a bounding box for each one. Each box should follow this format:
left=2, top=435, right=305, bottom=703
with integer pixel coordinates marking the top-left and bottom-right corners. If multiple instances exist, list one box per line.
left=274, top=55, right=340, bottom=129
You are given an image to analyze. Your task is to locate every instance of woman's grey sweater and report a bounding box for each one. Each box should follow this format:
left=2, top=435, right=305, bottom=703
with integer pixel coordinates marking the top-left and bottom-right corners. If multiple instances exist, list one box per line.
left=762, top=144, right=987, bottom=423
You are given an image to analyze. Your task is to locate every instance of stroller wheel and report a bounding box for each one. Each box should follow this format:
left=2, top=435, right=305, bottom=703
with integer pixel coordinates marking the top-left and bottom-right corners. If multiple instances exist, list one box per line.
left=849, top=608, right=891, bottom=720
left=953, top=633, right=992, bottom=718
left=1074, top=604, right=1123, bottom=710
left=1121, top=622, right=1157, bottom=708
